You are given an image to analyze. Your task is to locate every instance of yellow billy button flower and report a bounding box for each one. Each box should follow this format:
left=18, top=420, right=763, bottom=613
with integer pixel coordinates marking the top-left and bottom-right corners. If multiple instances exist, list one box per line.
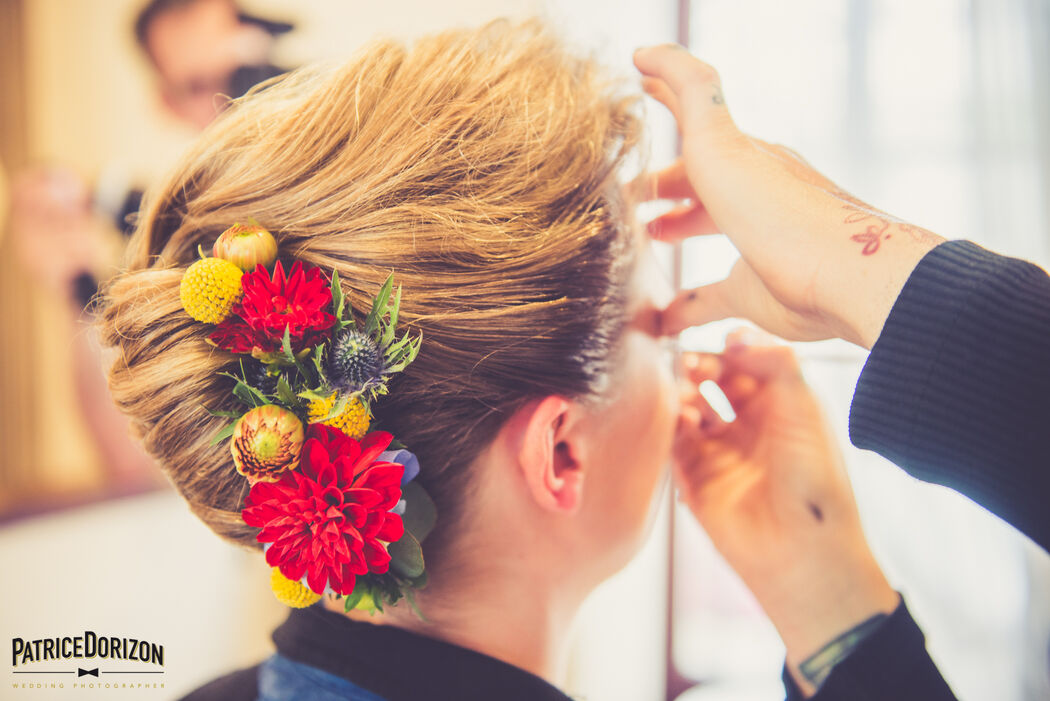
left=307, top=394, right=369, bottom=440
left=270, top=568, right=321, bottom=608
left=179, top=257, right=244, bottom=323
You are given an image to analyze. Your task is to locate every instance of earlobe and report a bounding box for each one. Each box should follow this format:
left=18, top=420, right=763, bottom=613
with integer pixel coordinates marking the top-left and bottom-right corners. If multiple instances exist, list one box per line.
left=515, top=396, right=585, bottom=515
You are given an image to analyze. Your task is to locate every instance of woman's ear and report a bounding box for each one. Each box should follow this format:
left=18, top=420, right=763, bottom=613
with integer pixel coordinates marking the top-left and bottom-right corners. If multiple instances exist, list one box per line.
left=508, top=395, right=585, bottom=515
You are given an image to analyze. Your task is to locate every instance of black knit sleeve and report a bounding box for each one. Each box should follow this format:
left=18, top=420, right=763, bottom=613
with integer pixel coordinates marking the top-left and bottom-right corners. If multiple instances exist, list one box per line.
left=781, top=597, right=957, bottom=701
left=848, top=239, right=1050, bottom=552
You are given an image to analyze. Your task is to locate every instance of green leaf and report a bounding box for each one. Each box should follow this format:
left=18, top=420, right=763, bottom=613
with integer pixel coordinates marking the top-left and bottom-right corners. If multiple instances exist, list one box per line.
left=281, top=324, right=294, bottom=359
left=330, top=269, right=345, bottom=323
left=403, top=587, right=428, bottom=622
left=381, top=284, right=402, bottom=347
left=363, top=274, right=394, bottom=337
left=342, top=584, right=366, bottom=612
left=401, top=481, right=437, bottom=544
left=388, top=532, right=425, bottom=578
left=297, top=388, right=332, bottom=403
left=232, top=381, right=268, bottom=408
left=275, top=375, right=297, bottom=406
left=276, top=324, right=311, bottom=376
left=406, top=569, right=428, bottom=589
left=319, top=392, right=350, bottom=422
left=311, top=343, right=329, bottom=387
left=204, top=405, right=243, bottom=419
left=209, top=420, right=237, bottom=447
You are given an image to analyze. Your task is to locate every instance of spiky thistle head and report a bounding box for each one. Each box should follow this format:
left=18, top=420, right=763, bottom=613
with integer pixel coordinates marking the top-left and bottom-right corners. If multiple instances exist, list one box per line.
left=326, top=328, right=384, bottom=393
left=324, top=272, right=422, bottom=400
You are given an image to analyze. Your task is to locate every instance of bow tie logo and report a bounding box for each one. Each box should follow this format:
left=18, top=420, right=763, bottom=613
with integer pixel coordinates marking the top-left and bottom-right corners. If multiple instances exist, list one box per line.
left=77, top=668, right=99, bottom=678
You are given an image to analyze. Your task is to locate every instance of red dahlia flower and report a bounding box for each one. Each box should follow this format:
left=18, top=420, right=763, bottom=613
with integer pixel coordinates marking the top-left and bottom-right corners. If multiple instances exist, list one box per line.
left=209, top=260, right=335, bottom=354
left=242, top=424, right=405, bottom=596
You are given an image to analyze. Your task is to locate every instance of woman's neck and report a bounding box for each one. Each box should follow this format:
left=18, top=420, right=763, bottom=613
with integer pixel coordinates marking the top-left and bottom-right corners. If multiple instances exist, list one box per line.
left=321, top=559, right=588, bottom=687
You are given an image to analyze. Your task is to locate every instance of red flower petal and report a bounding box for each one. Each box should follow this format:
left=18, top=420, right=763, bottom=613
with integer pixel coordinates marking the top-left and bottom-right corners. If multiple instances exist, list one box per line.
left=343, top=488, right=383, bottom=510
left=377, top=513, right=404, bottom=543
left=363, top=539, right=391, bottom=573
left=356, top=432, right=394, bottom=472
left=306, top=559, right=328, bottom=594
left=353, top=463, right=404, bottom=511
left=337, top=565, right=357, bottom=596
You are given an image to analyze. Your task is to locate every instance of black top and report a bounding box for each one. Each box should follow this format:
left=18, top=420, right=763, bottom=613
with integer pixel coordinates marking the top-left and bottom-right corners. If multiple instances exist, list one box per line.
left=180, top=238, right=1048, bottom=700
left=178, top=602, right=573, bottom=701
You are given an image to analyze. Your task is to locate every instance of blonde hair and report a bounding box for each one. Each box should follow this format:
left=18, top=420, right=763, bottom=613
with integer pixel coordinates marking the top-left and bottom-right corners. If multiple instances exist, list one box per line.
left=98, top=16, right=647, bottom=565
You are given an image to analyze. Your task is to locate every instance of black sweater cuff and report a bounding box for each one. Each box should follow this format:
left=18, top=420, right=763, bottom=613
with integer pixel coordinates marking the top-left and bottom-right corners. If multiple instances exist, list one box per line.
left=848, top=239, right=1050, bottom=552
left=782, top=597, right=957, bottom=701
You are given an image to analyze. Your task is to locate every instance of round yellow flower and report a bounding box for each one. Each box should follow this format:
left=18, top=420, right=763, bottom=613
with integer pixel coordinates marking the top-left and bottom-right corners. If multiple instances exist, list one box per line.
left=307, top=394, right=369, bottom=440
left=270, top=567, right=321, bottom=608
left=179, top=257, right=244, bottom=323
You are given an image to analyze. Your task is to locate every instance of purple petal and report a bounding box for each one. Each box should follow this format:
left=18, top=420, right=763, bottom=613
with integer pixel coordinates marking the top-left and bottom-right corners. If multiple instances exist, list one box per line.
left=378, top=449, right=420, bottom=485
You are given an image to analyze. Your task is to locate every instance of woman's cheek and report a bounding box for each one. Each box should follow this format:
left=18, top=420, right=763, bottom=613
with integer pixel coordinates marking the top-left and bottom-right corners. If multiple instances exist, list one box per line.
left=625, top=332, right=678, bottom=502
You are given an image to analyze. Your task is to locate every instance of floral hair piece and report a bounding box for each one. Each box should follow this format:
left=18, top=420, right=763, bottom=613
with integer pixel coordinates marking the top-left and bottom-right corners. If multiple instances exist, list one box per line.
left=179, top=222, right=434, bottom=616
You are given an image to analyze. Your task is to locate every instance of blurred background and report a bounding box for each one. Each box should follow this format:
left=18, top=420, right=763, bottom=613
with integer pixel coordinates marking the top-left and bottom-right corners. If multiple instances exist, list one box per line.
left=0, top=1, right=1047, bottom=700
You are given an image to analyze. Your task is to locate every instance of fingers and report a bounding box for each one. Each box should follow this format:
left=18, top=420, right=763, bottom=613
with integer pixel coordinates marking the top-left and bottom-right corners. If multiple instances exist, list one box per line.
left=632, top=44, right=727, bottom=119
left=640, top=75, right=682, bottom=125
left=680, top=350, right=721, bottom=383
left=634, top=157, right=696, bottom=202
left=722, top=333, right=804, bottom=384
left=675, top=368, right=730, bottom=455
left=660, top=280, right=735, bottom=335
left=680, top=347, right=759, bottom=416
left=647, top=201, right=720, bottom=242
left=624, top=157, right=697, bottom=208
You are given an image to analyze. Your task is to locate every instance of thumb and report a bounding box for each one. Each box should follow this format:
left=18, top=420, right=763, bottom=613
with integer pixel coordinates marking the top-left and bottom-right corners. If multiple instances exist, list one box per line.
left=632, top=44, right=738, bottom=135
left=660, top=279, right=736, bottom=336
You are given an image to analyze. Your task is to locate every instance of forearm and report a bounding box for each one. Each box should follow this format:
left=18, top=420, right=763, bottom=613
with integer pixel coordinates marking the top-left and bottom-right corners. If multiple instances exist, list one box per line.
left=742, top=541, right=899, bottom=697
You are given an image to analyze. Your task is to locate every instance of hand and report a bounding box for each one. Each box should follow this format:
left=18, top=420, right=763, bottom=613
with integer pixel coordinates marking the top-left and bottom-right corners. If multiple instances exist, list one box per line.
left=673, top=329, right=898, bottom=694
left=630, top=44, right=946, bottom=349
left=9, top=167, right=103, bottom=301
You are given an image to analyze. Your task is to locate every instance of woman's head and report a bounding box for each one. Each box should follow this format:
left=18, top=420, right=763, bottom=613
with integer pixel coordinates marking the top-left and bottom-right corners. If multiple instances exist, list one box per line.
left=100, top=16, right=674, bottom=600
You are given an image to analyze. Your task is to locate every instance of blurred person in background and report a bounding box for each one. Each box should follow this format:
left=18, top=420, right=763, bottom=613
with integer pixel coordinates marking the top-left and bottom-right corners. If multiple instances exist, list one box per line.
left=6, top=0, right=292, bottom=500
